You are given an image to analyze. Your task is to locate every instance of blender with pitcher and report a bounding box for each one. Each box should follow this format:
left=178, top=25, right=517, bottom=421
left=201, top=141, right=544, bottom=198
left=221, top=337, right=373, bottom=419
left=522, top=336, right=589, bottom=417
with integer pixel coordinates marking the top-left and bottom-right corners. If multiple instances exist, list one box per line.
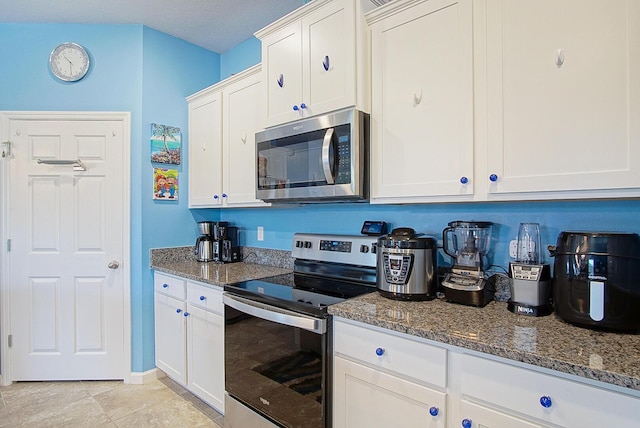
left=442, top=221, right=495, bottom=306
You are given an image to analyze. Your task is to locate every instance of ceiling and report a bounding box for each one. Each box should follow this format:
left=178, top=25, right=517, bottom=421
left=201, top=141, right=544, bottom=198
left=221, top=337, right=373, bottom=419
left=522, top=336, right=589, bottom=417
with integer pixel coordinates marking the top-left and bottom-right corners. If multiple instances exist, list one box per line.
left=0, top=0, right=303, bottom=53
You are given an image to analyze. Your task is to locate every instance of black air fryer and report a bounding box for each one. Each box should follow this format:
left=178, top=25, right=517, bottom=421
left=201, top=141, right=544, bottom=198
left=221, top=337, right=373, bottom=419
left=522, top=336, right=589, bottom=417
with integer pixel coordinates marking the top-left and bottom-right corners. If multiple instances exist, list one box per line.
left=551, top=231, right=640, bottom=332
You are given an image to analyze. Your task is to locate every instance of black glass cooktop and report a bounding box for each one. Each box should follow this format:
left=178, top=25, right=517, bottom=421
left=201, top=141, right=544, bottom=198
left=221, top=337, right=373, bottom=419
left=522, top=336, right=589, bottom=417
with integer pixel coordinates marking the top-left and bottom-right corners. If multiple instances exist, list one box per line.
left=224, top=271, right=376, bottom=318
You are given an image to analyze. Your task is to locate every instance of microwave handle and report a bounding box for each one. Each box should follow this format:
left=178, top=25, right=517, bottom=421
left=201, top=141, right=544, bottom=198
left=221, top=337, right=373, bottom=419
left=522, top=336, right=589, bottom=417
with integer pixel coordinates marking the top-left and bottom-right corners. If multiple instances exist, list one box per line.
left=321, top=127, right=335, bottom=184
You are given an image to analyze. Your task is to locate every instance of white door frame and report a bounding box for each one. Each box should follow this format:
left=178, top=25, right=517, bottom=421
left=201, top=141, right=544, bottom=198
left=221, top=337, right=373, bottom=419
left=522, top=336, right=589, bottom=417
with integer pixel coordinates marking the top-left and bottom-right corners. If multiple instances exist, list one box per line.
left=0, top=111, right=132, bottom=385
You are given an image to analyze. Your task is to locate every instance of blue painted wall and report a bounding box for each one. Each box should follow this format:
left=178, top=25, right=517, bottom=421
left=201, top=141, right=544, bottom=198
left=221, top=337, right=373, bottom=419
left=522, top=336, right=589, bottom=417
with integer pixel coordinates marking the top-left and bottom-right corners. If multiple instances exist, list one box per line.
left=219, top=37, right=261, bottom=80
left=0, top=23, right=220, bottom=373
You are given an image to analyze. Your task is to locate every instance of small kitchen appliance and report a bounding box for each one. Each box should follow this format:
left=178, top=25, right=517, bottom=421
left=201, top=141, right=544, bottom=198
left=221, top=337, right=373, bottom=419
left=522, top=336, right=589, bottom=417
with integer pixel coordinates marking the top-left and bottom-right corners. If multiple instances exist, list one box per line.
left=377, top=227, right=437, bottom=300
left=442, top=220, right=494, bottom=307
left=550, top=231, right=640, bottom=331
left=255, top=108, right=369, bottom=203
left=508, top=223, right=553, bottom=317
left=194, top=221, right=215, bottom=262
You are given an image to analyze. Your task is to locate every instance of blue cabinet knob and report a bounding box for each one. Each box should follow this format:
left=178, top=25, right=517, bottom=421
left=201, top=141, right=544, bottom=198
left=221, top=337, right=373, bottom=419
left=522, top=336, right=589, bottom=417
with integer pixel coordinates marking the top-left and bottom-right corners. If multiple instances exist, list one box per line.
left=489, top=174, right=498, bottom=182
left=200, top=296, right=206, bottom=301
left=323, top=55, right=330, bottom=71
left=375, top=347, right=385, bottom=356
left=293, top=105, right=299, bottom=111
left=460, top=176, right=469, bottom=184
left=176, top=308, right=182, bottom=314
left=300, top=103, right=307, bottom=109
left=277, top=74, right=284, bottom=88
left=540, top=395, right=552, bottom=408
left=162, top=283, right=168, bottom=288
left=462, top=418, right=472, bottom=428
left=429, top=406, right=439, bottom=416
left=222, top=193, right=227, bottom=198
left=183, top=312, right=189, bottom=317
left=213, top=194, right=219, bottom=199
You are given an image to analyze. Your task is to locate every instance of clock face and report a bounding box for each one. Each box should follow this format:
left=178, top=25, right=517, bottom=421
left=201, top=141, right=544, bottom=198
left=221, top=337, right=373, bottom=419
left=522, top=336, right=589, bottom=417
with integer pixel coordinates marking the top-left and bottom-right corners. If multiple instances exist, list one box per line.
left=49, top=43, right=90, bottom=82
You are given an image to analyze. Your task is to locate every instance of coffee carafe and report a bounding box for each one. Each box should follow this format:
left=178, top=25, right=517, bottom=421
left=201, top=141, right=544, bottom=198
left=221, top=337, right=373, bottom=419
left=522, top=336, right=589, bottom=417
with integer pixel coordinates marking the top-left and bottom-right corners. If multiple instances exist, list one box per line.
left=195, top=221, right=215, bottom=262
left=441, top=220, right=495, bottom=306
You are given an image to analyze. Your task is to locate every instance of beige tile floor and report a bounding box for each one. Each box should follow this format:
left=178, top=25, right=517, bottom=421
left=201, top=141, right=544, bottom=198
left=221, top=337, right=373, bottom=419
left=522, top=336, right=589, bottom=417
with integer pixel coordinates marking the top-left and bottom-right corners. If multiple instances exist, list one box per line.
left=0, top=376, right=224, bottom=427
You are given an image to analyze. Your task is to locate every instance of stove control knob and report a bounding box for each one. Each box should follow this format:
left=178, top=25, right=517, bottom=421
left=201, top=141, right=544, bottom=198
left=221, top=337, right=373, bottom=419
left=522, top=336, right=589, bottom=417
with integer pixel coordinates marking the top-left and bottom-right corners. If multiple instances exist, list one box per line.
left=372, top=243, right=377, bottom=254
left=360, top=244, right=369, bottom=253
left=304, top=241, right=312, bottom=249
left=296, top=240, right=303, bottom=248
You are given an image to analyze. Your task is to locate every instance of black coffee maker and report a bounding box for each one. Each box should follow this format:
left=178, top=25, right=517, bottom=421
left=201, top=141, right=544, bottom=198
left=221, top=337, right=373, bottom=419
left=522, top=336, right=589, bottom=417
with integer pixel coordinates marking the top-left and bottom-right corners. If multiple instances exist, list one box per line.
left=212, top=223, right=240, bottom=263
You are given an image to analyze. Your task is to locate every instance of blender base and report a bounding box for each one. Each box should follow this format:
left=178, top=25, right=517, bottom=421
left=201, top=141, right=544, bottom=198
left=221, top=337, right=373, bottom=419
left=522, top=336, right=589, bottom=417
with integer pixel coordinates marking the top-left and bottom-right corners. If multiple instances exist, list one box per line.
left=507, top=301, right=553, bottom=317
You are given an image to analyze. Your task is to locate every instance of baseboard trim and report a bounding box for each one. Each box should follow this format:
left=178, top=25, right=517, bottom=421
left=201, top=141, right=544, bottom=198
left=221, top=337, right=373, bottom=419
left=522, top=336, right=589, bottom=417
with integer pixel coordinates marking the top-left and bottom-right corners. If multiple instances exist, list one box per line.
left=129, top=368, right=163, bottom=384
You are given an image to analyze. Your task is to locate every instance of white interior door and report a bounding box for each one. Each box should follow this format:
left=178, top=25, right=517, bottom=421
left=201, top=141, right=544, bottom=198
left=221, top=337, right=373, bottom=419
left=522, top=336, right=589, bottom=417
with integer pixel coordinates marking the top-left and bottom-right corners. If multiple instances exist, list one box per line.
left=2, top=112, right=130, bottom=381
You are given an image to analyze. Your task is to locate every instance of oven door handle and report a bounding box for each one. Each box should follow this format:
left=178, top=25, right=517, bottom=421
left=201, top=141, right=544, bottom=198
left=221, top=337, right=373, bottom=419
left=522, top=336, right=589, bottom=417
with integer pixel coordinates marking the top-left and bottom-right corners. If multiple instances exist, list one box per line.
left=223, top=293, right=326, bottom=334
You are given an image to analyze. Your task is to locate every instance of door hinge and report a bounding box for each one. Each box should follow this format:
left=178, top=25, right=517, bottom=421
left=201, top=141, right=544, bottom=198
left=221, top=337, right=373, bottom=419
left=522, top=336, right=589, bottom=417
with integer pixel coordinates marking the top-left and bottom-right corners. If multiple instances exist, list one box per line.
left=8, top=334, right=12, bottom=347
left=6, top=239, right=10, bottom=252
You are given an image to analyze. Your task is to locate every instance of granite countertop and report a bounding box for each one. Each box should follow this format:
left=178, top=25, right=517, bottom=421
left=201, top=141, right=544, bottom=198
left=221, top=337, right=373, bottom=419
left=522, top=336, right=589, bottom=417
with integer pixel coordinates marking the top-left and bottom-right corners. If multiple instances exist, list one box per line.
left=329, top=292, right=640, bottom=393
left=152, top=260, right=290, bottom=286
left=150, top=246, right=292, bottom=287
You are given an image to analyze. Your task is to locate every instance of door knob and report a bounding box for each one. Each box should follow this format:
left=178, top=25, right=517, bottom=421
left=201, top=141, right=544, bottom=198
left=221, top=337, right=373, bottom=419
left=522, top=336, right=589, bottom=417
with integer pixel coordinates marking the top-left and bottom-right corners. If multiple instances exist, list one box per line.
left=108, top=260, right=120, bottom=269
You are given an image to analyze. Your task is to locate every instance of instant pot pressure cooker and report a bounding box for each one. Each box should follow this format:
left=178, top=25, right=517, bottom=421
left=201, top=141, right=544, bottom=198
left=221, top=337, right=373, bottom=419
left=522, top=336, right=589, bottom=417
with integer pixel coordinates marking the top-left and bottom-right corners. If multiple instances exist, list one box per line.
left=551, top=231, right=640, bottom=331
left=377, top=227, right=437, bottom=301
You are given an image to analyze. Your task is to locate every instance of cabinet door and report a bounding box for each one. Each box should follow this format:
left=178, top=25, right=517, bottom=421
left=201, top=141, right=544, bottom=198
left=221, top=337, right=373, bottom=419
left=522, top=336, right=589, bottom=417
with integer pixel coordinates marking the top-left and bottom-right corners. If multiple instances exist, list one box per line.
left=458, top=400, right=542, bottom=428
left=485, top=0, right=640, bottom=197
left=369, top=0, right=474, bottom=203
left=333, top=356, right=446, bottom=428
left=186, top=304, right=224, bottom=413
left=302, top=0, right=356, bottom=117
left=262, top=21, right=304, bottom=127
left=154, top=293, right=187, bottom=384
left=188, top=90, right=223, bottom=207
left=223, top=70, right=269, bottom=207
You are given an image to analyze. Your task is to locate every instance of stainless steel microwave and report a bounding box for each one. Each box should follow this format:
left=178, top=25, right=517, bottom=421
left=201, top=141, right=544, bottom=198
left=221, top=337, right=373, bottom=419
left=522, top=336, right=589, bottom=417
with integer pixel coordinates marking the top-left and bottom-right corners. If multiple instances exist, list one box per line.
left=256, top=108, right=369, bottom=203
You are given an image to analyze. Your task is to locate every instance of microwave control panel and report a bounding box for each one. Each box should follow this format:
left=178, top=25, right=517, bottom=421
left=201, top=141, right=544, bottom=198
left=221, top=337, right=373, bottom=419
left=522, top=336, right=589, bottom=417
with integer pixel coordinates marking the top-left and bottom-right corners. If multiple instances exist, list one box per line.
left=335, top=127, right=351, bottom=184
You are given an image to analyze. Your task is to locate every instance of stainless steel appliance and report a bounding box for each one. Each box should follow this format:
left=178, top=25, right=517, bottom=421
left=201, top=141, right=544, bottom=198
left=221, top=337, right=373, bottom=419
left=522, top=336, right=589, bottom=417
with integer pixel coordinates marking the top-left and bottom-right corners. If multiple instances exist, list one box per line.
left=255, top=108, right=369, bottom=203
left=441, top=221, right=495, bottom=307
left=376, top=227, right=437, bottom=301
left=508, top=223, right=552, bottom=317
left=223, top=233, right=377, bottom=428
left=550, top=231, right=640, bottom=331
left=195, top=221, right=215, bottom=262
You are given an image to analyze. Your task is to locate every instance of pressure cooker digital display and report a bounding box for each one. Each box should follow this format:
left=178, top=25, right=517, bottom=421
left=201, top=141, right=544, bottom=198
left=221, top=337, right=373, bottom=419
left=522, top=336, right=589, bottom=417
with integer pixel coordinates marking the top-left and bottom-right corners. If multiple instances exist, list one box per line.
left=383, top=253, right=414, bottom=284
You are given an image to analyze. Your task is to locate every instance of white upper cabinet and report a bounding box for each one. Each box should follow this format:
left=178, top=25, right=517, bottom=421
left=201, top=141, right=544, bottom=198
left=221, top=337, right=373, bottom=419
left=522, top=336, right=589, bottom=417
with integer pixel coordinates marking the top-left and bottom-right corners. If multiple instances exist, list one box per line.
left=368, top=0, right=474, bottom=204
left=483, top=0, right=640, bottom=199
left=187, top=65, right=268, bottom=208
left=222, top=68, right=269, bottom=207
left=256, top=0, right=375, bottom=127
left=188, top=89, right=222, bottom=207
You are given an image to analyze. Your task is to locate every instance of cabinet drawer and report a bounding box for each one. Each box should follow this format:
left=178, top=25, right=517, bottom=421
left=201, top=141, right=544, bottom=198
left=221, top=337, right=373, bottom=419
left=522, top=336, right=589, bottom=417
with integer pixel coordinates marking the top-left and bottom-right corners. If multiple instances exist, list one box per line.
left=154, top=272, right=186, bottom=300
left=334, top=320, right=446, bottom=388
left=187, top=281, right=223, bottom=314
left=460, top=353, right=640, bottom=427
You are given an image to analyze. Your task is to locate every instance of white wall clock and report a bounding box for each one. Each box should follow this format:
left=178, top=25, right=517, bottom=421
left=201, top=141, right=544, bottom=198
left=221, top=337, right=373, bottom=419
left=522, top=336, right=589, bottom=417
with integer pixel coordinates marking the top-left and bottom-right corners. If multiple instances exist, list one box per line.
left=49, top=42, right=91, bottom=82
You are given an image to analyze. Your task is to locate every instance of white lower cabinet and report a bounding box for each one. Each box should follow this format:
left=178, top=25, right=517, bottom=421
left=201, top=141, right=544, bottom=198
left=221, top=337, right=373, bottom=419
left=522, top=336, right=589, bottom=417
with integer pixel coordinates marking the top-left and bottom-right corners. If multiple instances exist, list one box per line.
left=154, top=272, right=224, bottom=413
left=457, top=353, right=640, bottom=428
left=333, top=319, right=447, bottom=428
left=333, top=318, right=640, bottom=428
left=458, top=400, right=542, bottom=428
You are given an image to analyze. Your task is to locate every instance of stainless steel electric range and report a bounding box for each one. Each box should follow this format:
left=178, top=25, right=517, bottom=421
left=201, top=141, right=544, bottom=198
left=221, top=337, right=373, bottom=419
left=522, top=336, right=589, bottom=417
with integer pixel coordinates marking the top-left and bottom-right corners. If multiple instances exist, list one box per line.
left=223, top=233, right=378, bottom=428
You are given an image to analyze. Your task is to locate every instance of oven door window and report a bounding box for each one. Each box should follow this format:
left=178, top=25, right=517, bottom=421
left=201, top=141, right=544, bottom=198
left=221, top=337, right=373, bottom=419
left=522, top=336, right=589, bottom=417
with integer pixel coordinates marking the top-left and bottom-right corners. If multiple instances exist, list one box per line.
left=225, top=303, right=325, bottom=428
left=257, top=123, right=350, bottom=191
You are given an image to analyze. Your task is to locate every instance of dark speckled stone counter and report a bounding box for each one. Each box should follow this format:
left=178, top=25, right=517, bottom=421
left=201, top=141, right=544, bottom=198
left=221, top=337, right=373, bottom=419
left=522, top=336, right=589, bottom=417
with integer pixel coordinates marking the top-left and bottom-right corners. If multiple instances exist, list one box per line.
left=329, top=292, right=640, bottom=393
left=150, top=246, right=292, bottom=286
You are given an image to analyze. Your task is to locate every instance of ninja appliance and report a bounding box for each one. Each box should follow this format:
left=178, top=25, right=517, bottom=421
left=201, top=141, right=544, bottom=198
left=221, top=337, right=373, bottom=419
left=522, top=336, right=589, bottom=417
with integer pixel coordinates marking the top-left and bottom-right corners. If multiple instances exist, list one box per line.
left=508, top=223, right=553, bottom=317
left=442, top=221, right=494, bottom=306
